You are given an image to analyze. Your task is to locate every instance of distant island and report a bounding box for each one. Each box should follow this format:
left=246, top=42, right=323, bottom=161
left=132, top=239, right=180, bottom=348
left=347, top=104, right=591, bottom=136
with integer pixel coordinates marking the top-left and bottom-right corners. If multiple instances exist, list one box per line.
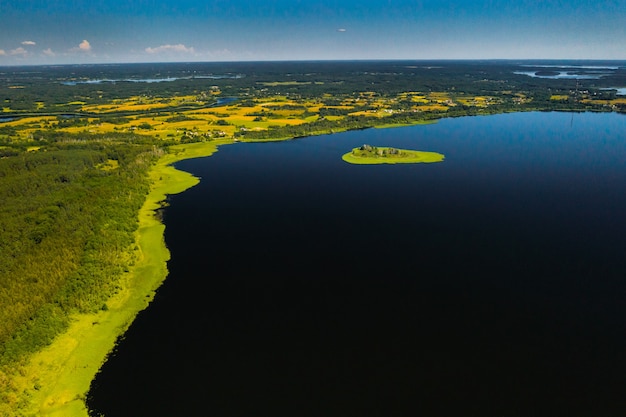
left=342, top=144, right=445, bottom=164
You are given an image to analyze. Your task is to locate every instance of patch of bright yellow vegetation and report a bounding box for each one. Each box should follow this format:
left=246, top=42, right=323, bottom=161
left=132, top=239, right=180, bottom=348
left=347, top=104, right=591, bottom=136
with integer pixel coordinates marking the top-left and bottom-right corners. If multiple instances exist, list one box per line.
left=456, top=96, right=496, bottom=107
left=255, top=96, right=290, bottom=104
left=4, top=116, right=51, bottom=127
left=397, top=92, right=420, bottom=98
left=80, top=104, right=117, bottom=112
left=322, top=105, right=354, bottom=110
left=349, top=110, right=387, bottom=117
left=114, top=102, right=170, bottom=112
left=582, top=98, right=626, bottom=105
left=397, top=92, right=429, bottom=104
left=271, top=109, right=303, bottom=117
left=550, top=95, right=570, bottom=101
left=416, top=105, right=450, bottom=112
left=81, top=95, right=204, bottom=113
left=428, top=92, right=451, bottom=100
left=96, top=159, right=120, bottom=171
left=411, top=96, right=429, bottom=104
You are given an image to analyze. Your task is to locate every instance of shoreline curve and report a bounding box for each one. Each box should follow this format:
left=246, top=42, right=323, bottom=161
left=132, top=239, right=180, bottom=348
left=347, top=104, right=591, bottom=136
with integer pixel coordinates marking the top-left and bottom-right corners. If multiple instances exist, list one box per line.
left=16, top=139, right=233, bottom=417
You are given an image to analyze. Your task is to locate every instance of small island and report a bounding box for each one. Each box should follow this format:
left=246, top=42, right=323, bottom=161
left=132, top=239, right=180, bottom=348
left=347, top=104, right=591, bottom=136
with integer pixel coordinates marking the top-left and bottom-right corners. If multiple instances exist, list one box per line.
left=342, top=144, right=445, bottom=164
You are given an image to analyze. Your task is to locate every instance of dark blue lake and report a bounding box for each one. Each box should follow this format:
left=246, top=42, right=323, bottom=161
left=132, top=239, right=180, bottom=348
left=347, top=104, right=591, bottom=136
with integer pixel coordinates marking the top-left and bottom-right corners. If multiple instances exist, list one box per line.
left=87, top=112, right=626, bottom=417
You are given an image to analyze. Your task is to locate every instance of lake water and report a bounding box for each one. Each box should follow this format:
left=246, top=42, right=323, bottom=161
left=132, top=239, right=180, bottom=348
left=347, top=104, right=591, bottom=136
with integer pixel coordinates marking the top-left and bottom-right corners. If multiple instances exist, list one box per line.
left=513, top=70, right=613, bottom=79
left=87, top=111, right=626, bottom=417
left=514, top=64, right=619, bottom=79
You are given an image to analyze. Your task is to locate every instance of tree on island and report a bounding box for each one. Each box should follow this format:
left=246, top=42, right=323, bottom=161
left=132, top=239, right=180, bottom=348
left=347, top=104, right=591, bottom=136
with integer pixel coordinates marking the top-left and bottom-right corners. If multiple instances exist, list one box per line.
left=354, top=144, right=403, bottom=157
left=344, top=144, right=444, bottom=164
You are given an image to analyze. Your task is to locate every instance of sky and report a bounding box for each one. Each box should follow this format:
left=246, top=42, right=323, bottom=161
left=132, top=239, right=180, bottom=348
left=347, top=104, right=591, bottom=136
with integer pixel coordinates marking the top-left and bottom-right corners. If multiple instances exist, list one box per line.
left=1, top=0, right=625, bottom=65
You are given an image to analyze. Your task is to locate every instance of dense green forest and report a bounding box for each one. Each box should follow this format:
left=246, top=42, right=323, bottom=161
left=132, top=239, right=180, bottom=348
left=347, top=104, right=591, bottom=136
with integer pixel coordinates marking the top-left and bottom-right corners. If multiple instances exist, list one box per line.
left=0, top=132, right=165, bottom=409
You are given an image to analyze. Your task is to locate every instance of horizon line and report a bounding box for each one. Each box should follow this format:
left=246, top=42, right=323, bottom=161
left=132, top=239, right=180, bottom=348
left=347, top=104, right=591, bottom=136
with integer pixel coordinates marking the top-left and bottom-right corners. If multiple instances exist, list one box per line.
left=2, top=58, right=626, bottom=68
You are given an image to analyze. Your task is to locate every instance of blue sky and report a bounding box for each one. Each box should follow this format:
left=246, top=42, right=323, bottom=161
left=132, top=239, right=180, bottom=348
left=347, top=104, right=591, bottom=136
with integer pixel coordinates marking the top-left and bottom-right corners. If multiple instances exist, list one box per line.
left=1, top=0, right=624, bottom=65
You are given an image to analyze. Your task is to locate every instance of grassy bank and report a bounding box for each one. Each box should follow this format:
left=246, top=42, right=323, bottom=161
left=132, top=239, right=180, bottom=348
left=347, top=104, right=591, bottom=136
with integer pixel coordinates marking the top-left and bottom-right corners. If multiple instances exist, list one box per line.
left=8, top=139, right=232, bottom=417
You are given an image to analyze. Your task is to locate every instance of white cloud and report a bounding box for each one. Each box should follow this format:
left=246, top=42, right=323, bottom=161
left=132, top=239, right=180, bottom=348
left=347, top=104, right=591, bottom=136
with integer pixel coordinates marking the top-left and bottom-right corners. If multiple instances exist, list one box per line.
left=145, top=44, right=195, bottom=54
left=337, top=28, right=347, bottom=32
left=10, top=47, right=28, bottom=56
left=42, top=48, right=55, bottom=57
left=0, top=50, right=5, bottom=56
left=22, top=40, right=36, bottom=46
left=79, top=40, right=91, bottom=51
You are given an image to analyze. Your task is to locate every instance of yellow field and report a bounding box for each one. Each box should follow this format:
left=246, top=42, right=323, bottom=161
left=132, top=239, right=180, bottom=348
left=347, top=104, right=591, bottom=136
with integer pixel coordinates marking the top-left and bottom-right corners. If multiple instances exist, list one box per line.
left=414, top=105, right=450, bottom=112
left=456, top=96, right=497, bottom=107
left=348, top=110, right=387, bottom=117
left=0, top=91, right=442, bottom=140
left=81, top=95, right=201, bottom=113
left=582, top=98, right=626, bottom=105
left=428, top=92, right=451, bottom=101
left=92, top=103, right=171, bottom=112
left=5, top=90, right=600, bottom=143
left=269, top=109, right=305, bottom=117
left=79, top=104, right=118, bottom=112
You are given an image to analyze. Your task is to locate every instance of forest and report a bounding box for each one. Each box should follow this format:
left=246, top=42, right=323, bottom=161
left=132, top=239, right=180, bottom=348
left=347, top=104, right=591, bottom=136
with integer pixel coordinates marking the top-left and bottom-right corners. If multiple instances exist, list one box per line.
left=0, top=60, right=625, bottom=414
left=0, top=132, right=164, bottom=413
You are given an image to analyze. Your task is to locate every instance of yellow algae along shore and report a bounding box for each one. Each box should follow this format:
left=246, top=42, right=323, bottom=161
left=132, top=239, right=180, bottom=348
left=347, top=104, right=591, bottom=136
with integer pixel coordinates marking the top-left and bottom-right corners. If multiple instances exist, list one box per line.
left=342, top=144, right=444, bottom=164
left=12, top=139, right=232, bottom=417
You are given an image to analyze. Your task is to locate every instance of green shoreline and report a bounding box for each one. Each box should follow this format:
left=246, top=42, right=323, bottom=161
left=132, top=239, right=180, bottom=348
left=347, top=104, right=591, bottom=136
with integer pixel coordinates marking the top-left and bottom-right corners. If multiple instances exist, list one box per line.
left=16, top=139, right=233, bottom=417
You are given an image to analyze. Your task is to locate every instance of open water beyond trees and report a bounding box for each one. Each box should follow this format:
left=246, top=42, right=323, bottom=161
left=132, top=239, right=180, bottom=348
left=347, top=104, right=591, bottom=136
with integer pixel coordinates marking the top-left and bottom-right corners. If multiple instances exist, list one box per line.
left=87, top=112, right=626, bottom=417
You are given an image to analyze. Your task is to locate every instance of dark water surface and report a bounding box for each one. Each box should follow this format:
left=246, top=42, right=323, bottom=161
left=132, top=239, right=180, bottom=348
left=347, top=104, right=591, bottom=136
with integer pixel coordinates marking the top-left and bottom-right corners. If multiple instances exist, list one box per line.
left=88, top=112, right=626, bottom=417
